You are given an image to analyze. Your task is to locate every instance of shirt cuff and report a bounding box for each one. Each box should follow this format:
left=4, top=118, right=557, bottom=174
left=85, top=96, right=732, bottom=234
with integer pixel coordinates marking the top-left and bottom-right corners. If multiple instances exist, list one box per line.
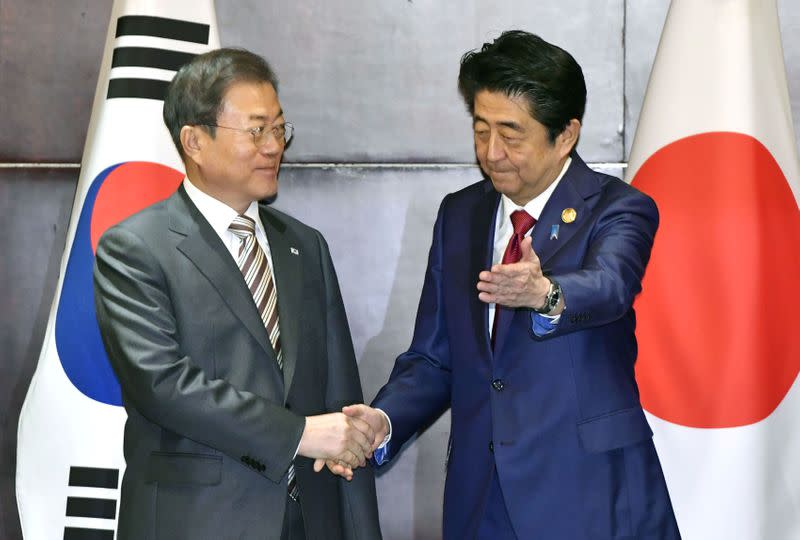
left=373, top=408, right=392, bottom=465
left=531, top=312, right=560, bottom=336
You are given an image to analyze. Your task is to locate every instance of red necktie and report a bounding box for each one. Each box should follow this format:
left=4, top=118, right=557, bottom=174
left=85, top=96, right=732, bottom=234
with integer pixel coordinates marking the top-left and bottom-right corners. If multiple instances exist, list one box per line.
left=491, top=210, right=537, bottom=348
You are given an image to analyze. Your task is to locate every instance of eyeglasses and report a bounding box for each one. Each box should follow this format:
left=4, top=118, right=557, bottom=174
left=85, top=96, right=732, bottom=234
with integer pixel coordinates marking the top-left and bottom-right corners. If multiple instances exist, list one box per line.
left=204, top=122, right=294, bottom=146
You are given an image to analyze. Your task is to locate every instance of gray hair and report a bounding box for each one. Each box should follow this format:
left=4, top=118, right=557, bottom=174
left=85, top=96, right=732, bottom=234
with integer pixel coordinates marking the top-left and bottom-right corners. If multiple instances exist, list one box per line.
left=163, top=47, right=279, bottom=157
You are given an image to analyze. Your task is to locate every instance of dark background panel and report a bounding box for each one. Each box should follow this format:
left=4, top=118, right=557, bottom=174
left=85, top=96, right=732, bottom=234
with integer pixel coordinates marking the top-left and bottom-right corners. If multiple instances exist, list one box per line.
left=0, top=168, right=77, bottom=540
left=0, top=1, right=111, bottom=162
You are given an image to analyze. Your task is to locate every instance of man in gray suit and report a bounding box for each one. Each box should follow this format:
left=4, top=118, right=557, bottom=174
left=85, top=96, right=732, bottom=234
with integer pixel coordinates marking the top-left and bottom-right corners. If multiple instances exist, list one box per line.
left=93, top=48, right=381, bottom=540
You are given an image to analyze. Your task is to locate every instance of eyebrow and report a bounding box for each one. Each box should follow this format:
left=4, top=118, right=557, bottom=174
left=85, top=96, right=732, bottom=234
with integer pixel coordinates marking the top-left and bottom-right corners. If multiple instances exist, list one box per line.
left=249, top=109, right=284, bottom=123
left=473, top=115, right=525, bottom=133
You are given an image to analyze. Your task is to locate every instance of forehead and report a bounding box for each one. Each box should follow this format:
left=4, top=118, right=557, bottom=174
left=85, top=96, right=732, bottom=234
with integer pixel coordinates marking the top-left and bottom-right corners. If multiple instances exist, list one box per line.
left=473, top=90, right=535, bottom=125
left=219, top=80, right=282, bottom=121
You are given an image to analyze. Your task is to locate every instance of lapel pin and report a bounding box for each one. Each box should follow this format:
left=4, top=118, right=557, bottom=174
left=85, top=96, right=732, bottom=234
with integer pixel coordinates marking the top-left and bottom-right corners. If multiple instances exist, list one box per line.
left=290, top=247, right=299, bottom=255
left=550, top=224, right=560, bottom=240
left=561, top=208, right=577, bottom=224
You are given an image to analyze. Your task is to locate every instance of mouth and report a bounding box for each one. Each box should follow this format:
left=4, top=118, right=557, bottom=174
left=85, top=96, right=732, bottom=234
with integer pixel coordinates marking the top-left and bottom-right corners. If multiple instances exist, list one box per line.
left=488, top=169, right=516, bottom=179
left=255, top=166, right=278, bottom=176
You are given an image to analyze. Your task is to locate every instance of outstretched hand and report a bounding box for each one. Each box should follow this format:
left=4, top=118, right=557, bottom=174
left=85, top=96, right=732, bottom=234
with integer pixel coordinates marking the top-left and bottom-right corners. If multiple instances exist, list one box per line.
left=476, top=236, right=550, bottom=309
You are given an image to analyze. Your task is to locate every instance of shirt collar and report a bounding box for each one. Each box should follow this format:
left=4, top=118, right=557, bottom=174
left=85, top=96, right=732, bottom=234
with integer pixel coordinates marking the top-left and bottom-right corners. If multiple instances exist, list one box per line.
left=182, top=177, right=261, bottom=236
left=500, top=156, right=572, bottom=226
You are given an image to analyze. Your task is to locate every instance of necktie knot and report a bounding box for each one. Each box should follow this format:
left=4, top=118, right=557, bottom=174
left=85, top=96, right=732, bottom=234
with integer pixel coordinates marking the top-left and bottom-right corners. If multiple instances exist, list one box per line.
left=229, top=215, right=256, bottom=241
left=510, top=209, right=536, bottom=235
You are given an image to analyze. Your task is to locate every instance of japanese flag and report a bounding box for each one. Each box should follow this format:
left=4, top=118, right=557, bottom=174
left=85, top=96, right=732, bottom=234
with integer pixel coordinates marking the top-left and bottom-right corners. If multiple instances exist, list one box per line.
left=627, top=1, right=800, bottom=538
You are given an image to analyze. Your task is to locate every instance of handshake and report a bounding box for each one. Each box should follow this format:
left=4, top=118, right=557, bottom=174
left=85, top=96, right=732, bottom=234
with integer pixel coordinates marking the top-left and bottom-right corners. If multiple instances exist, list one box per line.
left=297, top=404, right=389, bottom=481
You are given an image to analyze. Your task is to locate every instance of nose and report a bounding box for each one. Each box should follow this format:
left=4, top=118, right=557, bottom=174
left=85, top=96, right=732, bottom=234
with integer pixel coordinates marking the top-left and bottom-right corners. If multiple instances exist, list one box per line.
left=258, top=134, right=282, bottom=156
left=486, top=132, right=506, bottom=162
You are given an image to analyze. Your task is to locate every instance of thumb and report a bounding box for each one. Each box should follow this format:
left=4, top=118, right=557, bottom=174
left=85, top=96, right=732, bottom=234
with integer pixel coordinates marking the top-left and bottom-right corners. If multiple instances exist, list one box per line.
left=313, top=458, right=325, bottom=473
left=520, top=235, right=536, bottom=262
left=342, top=404, right=364, bottom=418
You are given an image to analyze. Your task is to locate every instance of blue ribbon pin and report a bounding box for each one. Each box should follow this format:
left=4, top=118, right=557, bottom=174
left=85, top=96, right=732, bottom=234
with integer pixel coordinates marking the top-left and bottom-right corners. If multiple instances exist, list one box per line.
left=550, top=224, right=560, bottom=240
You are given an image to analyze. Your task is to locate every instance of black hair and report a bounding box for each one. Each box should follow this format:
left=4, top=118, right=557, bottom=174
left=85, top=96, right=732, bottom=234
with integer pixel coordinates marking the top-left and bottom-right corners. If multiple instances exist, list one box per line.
left=458, top=30, right=586, bottom=143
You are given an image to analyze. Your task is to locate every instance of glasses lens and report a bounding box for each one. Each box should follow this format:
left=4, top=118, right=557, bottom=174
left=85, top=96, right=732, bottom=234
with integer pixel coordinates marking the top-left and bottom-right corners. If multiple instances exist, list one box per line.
left=282, top=123, right=293, bottom=143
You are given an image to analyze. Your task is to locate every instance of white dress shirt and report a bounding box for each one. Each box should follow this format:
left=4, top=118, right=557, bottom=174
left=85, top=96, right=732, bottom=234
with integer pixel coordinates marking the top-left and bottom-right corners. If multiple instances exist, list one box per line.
left=182, top=177, right=276, bottom=276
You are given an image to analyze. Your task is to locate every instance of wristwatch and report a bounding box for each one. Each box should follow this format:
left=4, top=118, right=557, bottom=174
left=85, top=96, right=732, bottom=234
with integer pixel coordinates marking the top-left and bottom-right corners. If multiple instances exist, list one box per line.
left=534, top=279, right=562, bottom=315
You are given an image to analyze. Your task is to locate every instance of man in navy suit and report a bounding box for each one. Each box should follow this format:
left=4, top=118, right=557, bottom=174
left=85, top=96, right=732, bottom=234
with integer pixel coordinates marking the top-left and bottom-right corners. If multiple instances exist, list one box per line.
left=344, top=31, right=682, bottom=539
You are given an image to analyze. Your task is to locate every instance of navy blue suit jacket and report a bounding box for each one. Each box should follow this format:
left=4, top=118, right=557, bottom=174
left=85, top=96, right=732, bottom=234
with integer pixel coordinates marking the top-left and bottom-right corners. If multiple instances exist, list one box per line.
left=372, top=154, right=680, bottom=539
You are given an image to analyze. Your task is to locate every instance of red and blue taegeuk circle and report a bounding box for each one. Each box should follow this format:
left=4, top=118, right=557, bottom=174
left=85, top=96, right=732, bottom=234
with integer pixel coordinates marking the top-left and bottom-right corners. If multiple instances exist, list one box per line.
left=55, top=161, right=183, bottom=405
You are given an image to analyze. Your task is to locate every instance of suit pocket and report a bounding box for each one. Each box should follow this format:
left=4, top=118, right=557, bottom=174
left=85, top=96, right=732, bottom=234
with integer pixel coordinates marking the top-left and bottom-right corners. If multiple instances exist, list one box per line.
left=145, top=451, right=222, bottom=485
left=577, top=407, right=653, bottom=454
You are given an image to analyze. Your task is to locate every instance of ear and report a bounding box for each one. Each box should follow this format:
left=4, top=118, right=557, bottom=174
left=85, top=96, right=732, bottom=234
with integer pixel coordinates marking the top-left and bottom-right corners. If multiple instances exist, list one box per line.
left=180, top=125, right=205, bottom=165
left=557, top=119, right=581, bottom=158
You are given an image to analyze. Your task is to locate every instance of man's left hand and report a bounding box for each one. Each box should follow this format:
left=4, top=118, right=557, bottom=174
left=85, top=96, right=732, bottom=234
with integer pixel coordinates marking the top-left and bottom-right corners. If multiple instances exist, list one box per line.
left=477, top=236, right=550, bottom=308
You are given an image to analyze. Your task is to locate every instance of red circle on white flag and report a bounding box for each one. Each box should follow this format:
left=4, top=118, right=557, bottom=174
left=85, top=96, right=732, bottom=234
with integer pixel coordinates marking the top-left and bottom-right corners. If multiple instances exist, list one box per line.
left=632, top=132, right=800, bottom=428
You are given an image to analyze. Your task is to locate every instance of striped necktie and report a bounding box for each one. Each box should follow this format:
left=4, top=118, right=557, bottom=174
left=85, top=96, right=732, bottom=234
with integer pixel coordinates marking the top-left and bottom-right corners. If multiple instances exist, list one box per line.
left=229, top=214, right=299, bottom=500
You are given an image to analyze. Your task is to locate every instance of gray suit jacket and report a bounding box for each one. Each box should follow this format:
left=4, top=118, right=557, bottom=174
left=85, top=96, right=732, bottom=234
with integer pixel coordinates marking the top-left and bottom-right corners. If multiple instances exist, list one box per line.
left=94, top=186, right=381, bottom=540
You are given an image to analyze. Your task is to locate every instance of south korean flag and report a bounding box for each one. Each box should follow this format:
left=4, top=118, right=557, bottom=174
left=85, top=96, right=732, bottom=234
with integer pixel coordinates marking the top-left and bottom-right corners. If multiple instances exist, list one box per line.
left=16, top=2, right=219, bottom=538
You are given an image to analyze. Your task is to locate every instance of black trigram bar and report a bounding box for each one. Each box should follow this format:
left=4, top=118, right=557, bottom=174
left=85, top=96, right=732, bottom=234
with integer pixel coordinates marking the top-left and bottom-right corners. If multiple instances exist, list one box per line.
left=112, top=46, right=195, bottom=71
left=68, top=466, right=119, bottom=489
left=66, top=496, right=117, bottom=519
left=64, top=527, right=114, bottom=540
left=107, top=78, right=169, bottom=100
left=116, top=15, right=209, bottom=44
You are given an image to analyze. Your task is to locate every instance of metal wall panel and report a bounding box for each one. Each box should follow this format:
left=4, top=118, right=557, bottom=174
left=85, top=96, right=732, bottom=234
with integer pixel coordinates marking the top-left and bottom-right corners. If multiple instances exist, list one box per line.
left=218, top=0, right=624, bottom=163
left=0, top=169, right=77, bottom=540
left=0, top=1, right=111, bottom=161
left=272, top=166, right=478, bottom=539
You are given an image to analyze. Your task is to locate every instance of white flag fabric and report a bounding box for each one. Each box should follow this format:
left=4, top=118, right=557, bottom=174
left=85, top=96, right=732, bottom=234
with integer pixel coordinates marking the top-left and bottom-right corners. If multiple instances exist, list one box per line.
left=627, top=1, right=800, bottom=539
left=16, top=2, right=219, bottom=537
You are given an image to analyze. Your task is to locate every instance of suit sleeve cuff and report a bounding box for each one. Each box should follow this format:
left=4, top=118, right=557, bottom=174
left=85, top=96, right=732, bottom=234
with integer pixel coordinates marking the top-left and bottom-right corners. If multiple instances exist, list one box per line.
left=531, top=312, right=561, bottom=336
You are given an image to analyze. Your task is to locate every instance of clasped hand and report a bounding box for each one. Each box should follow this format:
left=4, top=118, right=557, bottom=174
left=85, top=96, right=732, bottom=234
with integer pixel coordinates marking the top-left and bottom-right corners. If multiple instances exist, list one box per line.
left=298, top=404, right=389, bottom=481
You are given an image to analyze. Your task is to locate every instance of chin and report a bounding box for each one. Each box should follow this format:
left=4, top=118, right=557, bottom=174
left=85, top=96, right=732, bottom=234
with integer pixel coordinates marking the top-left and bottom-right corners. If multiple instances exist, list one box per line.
left=489, top=176, right=520, bottom=197
left=257, top=186, right=278, bottom=202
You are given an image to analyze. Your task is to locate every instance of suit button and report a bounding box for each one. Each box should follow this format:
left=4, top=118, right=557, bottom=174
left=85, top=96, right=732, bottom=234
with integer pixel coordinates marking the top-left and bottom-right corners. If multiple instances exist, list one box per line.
left=489, top=441, right=494, bottom=453
left=491, top=379, right=504, bottom=391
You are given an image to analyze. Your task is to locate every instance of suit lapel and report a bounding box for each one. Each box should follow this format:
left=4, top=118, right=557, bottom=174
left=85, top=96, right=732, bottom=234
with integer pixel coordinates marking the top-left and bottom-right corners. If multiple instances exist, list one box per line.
left=494, top=155, right=598, bottom=358
left=469, top=183, right=501, bottom=358
left=170, top=187, right=275, bottom=363
left=260, top=207, right=303, bottom=400
left=533, top=154, right=599, bottom=270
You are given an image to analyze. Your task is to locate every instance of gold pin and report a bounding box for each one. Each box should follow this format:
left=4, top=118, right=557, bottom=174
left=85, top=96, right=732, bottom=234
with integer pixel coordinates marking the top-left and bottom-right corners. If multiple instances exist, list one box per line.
left=561, top=208, right=577, bottom=224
